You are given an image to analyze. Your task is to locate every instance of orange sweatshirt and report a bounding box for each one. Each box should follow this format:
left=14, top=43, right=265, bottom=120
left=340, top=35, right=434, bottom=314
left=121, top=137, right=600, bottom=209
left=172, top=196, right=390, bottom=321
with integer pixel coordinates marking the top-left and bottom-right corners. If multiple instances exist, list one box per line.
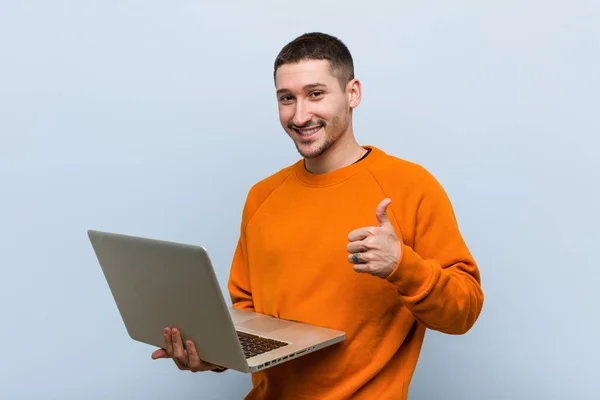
left=228, top=145, right=484, bottom=400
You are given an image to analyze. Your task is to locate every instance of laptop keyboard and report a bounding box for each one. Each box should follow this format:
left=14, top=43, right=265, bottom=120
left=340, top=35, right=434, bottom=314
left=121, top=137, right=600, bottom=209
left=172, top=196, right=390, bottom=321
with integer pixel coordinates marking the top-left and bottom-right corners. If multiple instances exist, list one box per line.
left=236, top=331, right=288, bottom=359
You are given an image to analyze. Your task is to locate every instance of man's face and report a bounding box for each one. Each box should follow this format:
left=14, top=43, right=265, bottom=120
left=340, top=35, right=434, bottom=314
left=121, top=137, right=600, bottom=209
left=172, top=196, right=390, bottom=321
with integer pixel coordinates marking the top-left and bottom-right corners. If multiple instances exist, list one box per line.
left=275, top=59, right=358, bottom=159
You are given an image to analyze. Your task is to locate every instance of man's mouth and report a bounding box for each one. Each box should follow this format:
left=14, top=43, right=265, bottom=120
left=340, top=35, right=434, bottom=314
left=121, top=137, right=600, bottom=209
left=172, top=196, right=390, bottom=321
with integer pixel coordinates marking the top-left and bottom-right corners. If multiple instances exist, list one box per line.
left=294, top=125, right=322, bottom=136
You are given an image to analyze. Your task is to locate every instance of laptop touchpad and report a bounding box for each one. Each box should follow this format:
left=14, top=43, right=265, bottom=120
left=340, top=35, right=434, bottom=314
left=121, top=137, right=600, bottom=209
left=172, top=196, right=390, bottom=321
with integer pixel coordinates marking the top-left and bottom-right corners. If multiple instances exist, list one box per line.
left=237, top=317, right=290, bottom=333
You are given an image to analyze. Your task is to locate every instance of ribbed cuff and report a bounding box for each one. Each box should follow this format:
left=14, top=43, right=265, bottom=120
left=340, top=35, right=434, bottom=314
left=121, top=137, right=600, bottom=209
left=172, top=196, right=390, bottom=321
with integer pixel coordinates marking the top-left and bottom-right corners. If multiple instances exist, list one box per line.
left=385, top=243, right=438, bottom=299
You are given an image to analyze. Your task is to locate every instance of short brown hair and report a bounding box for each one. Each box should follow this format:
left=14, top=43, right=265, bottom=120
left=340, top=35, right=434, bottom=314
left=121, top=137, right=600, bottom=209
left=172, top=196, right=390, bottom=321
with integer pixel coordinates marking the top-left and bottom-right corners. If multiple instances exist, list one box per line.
left=273, top=32, right=355, bottom=89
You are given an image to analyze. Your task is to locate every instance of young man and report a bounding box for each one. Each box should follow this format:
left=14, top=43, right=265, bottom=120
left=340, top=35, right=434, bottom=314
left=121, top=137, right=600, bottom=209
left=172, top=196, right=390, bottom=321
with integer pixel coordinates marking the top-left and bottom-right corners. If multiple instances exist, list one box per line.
left=153, top=32, right=484, bottom=399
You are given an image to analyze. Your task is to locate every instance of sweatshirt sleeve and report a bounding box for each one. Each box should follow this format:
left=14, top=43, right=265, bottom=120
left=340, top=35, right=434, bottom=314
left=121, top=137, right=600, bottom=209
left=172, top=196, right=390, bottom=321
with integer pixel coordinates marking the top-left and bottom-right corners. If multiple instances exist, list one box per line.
left=227, top=190, right=256, bottom=312
left=227, top=232, right=255, bottom=312
left=226, top=169, right=294, bottom=313
left=385, top=173, right=484, bottom=335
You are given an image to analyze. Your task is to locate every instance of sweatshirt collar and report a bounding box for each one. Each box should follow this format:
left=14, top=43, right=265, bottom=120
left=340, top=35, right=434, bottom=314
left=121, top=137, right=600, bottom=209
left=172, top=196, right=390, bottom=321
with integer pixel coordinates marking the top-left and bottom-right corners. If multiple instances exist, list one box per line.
left=293, top=145, right=384, bottom=187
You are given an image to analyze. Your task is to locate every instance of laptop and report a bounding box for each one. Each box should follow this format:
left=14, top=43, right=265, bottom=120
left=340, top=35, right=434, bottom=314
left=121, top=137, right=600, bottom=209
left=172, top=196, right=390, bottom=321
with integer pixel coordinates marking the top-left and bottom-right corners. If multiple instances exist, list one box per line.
left=87, top=230, right=346, bottom=373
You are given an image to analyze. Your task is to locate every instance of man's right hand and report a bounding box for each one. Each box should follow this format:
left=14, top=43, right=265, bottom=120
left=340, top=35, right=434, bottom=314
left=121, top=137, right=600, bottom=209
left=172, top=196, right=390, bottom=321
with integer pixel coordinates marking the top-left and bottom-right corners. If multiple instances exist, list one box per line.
left=151, top=327, right=226, bottom=373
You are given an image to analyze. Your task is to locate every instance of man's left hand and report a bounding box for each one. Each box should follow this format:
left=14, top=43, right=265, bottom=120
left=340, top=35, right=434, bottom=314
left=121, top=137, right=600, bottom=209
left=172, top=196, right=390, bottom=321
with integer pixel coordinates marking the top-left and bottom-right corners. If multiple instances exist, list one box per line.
left=347, top=198, right=402, bottom=278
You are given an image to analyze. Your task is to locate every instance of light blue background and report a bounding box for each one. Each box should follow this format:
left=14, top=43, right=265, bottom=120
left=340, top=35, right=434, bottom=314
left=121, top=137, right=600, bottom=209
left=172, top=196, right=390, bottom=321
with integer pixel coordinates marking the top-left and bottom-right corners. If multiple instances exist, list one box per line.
left=1, top=1, right=598, bottom=399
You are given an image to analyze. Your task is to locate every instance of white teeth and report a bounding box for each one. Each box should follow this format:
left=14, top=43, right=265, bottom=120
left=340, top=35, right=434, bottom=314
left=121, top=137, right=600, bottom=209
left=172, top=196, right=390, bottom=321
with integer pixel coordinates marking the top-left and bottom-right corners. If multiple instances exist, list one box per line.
left=297, top=126, right=321, bottom=135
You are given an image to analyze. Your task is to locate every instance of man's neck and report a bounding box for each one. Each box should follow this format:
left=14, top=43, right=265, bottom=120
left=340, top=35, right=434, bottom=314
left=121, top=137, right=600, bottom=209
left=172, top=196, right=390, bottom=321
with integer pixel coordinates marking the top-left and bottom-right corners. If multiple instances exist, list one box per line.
left=304, top=136, right=365, bottom=175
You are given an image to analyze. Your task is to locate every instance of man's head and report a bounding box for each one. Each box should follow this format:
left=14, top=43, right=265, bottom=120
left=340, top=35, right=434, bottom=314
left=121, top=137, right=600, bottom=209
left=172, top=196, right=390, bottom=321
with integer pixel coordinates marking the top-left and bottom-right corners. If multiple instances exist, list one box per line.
left=273, top=33, right=361, bottom=159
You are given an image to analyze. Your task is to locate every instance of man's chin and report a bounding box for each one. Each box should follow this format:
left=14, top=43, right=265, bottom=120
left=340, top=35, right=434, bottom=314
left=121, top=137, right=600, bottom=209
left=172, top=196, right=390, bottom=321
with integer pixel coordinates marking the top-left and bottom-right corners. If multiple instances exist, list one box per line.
left=300, top=150, right=320, bottom=159
left=294, top=140, right=331, bottom=159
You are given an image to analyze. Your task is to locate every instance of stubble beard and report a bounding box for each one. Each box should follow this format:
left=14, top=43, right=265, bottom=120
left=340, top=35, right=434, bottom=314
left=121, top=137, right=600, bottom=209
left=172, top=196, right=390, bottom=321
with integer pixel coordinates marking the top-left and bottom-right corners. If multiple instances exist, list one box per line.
left=289, top=114, right=348, bottom=159
left=296, top=135, right=334, bottom=159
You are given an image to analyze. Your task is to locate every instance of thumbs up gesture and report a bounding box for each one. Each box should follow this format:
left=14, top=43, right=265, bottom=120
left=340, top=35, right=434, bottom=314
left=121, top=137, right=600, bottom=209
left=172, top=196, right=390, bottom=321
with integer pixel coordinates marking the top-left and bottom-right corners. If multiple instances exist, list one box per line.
left=347, top=198, right=402, bottom=278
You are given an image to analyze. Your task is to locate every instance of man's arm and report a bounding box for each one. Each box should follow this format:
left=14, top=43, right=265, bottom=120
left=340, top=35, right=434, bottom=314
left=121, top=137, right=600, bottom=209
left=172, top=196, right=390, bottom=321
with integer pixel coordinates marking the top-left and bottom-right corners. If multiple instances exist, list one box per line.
left=228, top=231, right=255, bottom=312
left=227, top=183, right=264, bottom=312
left=227, top=168, right=295, bottom=312
left=386, top=177, right=484, bottom=335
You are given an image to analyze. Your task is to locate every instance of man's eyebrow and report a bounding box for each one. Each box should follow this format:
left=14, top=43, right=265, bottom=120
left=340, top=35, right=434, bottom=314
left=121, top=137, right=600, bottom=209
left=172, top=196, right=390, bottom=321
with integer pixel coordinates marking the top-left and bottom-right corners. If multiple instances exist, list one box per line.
left=304, top=83, right=328, bottom=90
left=276, top=83, right=328, bottom=96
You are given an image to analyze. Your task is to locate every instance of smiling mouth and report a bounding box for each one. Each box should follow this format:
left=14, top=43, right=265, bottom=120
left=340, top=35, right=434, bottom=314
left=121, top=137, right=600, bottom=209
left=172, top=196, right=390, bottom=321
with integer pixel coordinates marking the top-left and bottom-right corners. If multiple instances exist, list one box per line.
left=293, top=125, right=322, bottom=136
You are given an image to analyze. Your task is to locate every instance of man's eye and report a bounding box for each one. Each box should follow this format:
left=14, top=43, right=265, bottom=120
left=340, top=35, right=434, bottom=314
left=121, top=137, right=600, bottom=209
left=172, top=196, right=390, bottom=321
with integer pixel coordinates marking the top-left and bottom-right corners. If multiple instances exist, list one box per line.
left=280, top=95, right=293, bottom=102
left=311, top=91, right=323, bottom=97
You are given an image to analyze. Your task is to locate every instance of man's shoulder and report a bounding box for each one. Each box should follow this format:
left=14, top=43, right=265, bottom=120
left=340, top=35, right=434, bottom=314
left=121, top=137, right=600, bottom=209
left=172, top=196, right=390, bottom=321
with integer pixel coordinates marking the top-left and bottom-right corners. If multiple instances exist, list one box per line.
left=240, top=161, right=298, bottom=222
left=247, top=162, right=297, bottom=200
left=369, top=148, right=439, bottom=188
left=367, top=149, right=450, bottom=214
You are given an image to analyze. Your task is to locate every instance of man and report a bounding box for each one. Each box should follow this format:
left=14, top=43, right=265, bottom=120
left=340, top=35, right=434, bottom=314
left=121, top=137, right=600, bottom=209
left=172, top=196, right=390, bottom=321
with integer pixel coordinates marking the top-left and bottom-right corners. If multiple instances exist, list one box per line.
left=152, top=32, right=484, bottom=399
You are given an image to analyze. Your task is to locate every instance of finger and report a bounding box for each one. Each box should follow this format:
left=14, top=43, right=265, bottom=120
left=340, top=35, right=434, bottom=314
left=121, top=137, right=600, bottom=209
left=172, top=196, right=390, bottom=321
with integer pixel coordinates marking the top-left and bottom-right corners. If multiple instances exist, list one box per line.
left=186, top=340, right=220, bottom=372
left=348, top=227, right=371, bottom=242
left=172, top=328, right=188, bottom=366
left=376, top=198, right=392, bottom=226
left=186, top=340, right=203, bottom=369
left=352, top=263, right=371, bottom=274
left=164, top=327, right=174, bottom=356
left=151, top=348, right=169, bottom=360
left=348, top=252, right=367, bottom=265
left=346, top=240, right=368, bottom=254
left=174, top=359, right=189, bottom=371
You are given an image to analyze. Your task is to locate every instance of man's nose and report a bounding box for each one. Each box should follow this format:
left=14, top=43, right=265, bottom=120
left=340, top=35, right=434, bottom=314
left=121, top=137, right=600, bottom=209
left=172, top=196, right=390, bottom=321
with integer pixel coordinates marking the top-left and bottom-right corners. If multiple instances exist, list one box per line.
left=292, top=101, right=312, bottom=127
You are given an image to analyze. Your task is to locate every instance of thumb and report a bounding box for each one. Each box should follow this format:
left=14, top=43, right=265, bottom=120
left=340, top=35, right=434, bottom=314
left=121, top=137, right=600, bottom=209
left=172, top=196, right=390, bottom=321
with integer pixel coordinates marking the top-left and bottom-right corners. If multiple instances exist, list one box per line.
left=151, top=348, right=169, bottom=360
left=376, top=198, right=392, bottom=226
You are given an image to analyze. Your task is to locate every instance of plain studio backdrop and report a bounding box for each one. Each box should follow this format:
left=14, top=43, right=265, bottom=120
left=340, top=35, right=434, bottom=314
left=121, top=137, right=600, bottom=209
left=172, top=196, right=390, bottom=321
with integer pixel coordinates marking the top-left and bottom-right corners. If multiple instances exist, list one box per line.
left=1, top=1, right=598, bottom=399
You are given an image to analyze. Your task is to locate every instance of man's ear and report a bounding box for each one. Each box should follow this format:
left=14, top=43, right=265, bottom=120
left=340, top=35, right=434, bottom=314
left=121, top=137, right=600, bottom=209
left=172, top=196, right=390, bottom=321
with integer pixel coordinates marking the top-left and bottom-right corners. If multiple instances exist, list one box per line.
left=347, top=78, right=362, bottom=109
